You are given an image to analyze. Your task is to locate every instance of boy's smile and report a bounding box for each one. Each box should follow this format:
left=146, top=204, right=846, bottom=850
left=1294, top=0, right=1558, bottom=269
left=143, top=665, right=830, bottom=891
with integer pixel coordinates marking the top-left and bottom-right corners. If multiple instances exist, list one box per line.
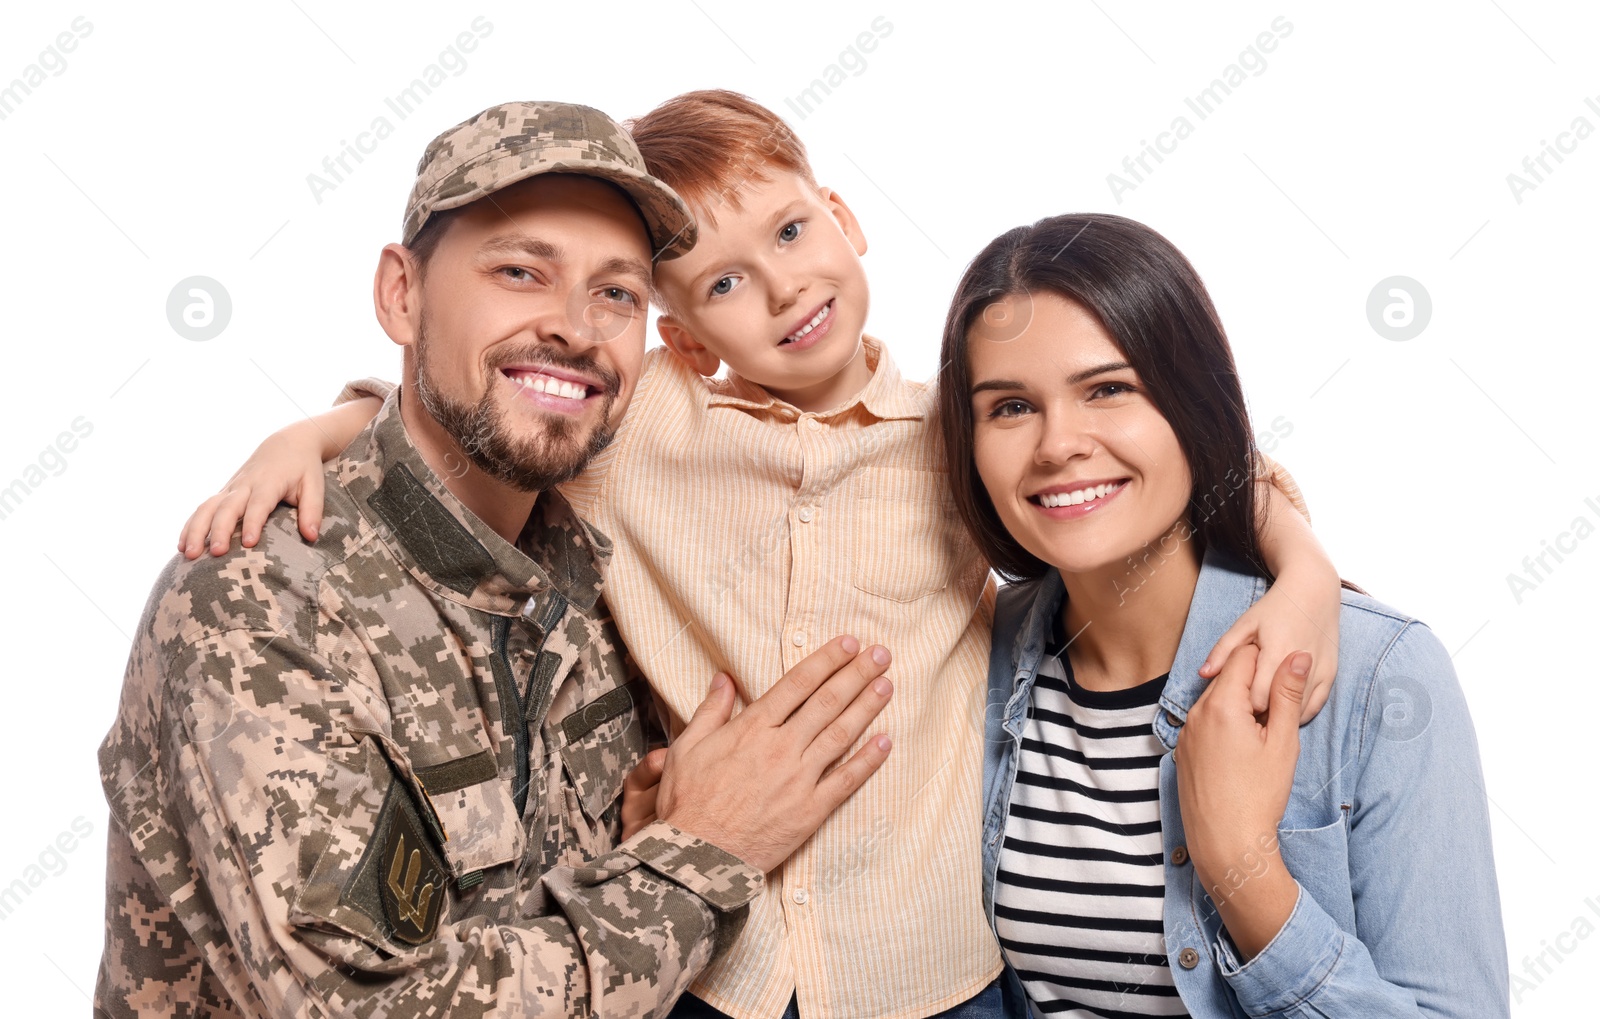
left=653, top=172, right=874, bottom=413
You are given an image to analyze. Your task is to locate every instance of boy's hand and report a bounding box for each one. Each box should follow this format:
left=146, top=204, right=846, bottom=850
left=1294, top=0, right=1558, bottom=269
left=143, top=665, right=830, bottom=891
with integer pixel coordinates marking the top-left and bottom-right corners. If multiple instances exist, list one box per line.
left=620, top=748, right=666, bottom=841
left=1200, top=568, right=1339, bottom=723
left=179, top=422, right=329, bottom=558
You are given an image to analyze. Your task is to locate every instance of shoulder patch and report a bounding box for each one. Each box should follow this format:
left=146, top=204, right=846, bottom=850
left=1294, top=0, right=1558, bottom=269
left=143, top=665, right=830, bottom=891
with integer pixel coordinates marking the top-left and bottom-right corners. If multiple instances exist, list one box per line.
left=378, top=784, right=449, bottom=944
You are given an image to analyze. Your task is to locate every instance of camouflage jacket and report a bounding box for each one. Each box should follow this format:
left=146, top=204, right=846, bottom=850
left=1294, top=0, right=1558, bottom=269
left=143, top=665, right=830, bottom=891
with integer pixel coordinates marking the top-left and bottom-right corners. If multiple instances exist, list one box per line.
left=95, top=390, right=762, bottom=1017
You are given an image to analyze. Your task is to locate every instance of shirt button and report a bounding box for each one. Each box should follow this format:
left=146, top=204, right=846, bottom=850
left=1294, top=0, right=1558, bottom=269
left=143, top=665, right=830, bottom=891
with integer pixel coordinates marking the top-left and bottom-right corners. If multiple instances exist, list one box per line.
left=1165, top=710, right=1182, bottom=727
left=792, top=888, right=809, bottom=904
left=798, top=506, right=815, bottom=523
left=1178, top=947, right=1200, bottom=969
left=792, top=631, right=808, bottom=647
left=1171, top=846, right=1189, bottom=866
left=805, top=417, right=823, bottom=430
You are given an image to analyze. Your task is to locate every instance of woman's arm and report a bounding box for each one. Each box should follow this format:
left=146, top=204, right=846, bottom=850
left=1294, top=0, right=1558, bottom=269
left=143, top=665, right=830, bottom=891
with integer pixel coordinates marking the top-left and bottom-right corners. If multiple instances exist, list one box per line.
left=1179, top=630, right=1509, bottom=1017
left=178, top=384, right=387, bottom=556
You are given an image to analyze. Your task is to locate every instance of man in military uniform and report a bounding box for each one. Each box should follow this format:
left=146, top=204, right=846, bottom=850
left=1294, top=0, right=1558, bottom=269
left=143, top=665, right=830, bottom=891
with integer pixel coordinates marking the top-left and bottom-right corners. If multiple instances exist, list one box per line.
left=95, top=102, right=896, bottom=1018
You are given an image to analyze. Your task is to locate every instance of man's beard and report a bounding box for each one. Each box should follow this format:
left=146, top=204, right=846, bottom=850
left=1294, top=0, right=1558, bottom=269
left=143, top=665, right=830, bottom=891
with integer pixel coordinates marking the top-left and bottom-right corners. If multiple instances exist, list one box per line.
left=413, top=320, right=621, bottom=493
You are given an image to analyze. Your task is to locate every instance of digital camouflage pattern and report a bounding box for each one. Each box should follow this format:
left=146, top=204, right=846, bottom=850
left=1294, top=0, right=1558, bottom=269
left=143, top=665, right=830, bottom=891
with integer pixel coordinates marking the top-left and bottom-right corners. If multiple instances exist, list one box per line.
left=403, top=101, right=697, bottom=261
left=95, top=390, right=762, bottom=1017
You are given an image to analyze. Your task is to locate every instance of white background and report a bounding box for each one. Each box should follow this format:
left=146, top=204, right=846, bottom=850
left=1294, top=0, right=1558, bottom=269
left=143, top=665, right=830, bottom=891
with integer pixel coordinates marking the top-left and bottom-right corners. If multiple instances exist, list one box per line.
left=0, top=1, right=1594, bottom=1014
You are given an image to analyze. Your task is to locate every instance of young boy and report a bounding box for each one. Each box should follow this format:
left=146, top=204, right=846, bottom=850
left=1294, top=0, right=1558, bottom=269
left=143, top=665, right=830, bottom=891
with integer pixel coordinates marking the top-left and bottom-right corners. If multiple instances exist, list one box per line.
left=181, top=91, right=1338, bottom=1019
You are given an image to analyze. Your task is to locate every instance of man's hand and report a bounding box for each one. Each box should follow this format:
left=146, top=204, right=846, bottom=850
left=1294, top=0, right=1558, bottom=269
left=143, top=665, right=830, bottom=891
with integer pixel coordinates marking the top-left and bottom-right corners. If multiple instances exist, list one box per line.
left=620, top=748, right=666, bottom=841
left=656, top=635, right=894, bottom=873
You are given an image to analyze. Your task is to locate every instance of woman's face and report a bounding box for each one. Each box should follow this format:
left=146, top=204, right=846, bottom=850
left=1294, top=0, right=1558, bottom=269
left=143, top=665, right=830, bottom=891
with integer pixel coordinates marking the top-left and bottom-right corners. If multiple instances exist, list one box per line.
left=967, top=291, right=1193, bottom=578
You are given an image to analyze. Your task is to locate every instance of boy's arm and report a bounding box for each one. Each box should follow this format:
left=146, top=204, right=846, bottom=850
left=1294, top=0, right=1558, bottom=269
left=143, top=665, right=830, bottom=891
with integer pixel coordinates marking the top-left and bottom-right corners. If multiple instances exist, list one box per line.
left=178, top=380, right=389, bottom=557
left=1201, top=454, right=1341, bottom=721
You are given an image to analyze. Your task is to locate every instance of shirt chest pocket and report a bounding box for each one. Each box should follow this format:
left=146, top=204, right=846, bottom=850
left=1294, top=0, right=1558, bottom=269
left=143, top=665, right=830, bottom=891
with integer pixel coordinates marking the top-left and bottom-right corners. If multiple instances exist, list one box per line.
left=847, top=467, right=963, bottom=603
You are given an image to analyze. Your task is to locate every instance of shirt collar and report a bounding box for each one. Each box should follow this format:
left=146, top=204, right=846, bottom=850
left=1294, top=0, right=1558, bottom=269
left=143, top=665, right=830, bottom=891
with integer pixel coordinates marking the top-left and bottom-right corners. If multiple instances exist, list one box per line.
left=345, top=389, right=612, bottom=617
left=1007, top=548, right=1267, bottom=748
left=705, top=335, right=927, bottom=422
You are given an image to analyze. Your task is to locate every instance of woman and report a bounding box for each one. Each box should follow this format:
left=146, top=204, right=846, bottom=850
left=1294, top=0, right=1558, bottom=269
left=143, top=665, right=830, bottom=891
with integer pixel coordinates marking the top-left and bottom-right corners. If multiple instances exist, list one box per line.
left=937, top=214, right=1508, bottom=1018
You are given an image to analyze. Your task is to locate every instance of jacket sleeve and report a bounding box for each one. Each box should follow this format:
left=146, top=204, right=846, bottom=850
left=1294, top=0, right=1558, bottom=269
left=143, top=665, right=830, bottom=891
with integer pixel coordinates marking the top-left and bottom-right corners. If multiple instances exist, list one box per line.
left=100, top=625, right=761, bottom=1019
left=1215, top=622, right=1509, bottom=1018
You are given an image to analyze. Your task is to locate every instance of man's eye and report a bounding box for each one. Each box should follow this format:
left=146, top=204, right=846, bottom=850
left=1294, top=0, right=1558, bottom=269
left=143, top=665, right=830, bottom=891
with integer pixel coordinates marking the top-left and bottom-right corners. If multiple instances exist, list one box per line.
left=779, top=222, right=803, bottom=243
left=599, top=286, right=637, bottom=305
left=502, top=267, right=532, bottom=281
left=710, top=276, right=738, bottom=297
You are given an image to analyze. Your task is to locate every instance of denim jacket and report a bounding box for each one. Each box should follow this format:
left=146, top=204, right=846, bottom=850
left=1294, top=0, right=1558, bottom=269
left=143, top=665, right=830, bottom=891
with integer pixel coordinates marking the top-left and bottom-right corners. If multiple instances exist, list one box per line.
left=980, top=549, right=1510, bottom=1018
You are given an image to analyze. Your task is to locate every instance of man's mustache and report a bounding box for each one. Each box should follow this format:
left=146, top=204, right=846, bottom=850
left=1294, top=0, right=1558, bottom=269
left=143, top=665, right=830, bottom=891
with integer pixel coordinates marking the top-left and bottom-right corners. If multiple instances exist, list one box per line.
left=486, top=346, right=622, bottom=398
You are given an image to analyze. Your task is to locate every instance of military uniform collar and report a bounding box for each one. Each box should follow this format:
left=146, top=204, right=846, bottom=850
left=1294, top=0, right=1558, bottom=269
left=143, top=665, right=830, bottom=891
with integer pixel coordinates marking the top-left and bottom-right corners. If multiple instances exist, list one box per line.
left=347, top=389, right=611, bottom=616
left=705, top=335, right=926, bottom=422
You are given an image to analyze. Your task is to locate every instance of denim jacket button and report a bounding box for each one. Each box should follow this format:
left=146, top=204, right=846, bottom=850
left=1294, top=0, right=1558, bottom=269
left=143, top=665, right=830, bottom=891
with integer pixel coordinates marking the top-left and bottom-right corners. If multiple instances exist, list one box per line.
left=1178, top=947, right=1200, bottom=969
left=1171, top=845, right=1189, bottom=866
left=1165, top=710, right=1181, bottom=727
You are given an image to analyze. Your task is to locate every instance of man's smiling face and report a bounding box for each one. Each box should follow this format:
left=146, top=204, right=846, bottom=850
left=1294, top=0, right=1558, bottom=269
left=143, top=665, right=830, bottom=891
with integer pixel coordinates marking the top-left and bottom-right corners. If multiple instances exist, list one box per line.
left=401, top=173, right=654, bottom=492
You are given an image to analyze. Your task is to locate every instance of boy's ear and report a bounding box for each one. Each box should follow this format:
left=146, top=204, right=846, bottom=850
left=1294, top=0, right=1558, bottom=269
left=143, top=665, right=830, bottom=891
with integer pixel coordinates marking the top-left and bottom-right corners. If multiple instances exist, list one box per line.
left=656, top=315, right=721, bottom=377
left=374, top=243, right=423, bottom=349
left=818, top=187, right=867, bottom=257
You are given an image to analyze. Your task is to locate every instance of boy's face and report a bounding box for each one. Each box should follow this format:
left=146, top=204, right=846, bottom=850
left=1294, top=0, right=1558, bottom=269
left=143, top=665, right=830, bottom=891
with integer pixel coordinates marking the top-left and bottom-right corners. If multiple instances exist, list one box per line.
left=653, top=172, right=871, bottom=407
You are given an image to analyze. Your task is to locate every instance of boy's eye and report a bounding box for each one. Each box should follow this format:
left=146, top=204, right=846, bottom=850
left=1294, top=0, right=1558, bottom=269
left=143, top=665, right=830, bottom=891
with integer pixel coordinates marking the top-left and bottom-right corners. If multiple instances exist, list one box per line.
left=710, top=276, right=739, bottom=297
left=779, top=221, right=803, bottom=243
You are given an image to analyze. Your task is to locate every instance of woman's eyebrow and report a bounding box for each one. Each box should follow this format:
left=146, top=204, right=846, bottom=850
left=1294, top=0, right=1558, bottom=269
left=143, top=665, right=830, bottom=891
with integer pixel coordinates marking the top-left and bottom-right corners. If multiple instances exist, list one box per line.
left=1066, top=361, right=1133, bottom=385
left=970, top=361, right=1133, bottom=396
left=970, top=378, right=1026, bottom=396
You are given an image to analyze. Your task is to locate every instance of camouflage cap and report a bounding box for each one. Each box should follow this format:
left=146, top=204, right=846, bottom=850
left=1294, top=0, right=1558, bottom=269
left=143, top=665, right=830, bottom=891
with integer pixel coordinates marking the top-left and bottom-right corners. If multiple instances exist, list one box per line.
left=402, top=101, right=696, bottom=261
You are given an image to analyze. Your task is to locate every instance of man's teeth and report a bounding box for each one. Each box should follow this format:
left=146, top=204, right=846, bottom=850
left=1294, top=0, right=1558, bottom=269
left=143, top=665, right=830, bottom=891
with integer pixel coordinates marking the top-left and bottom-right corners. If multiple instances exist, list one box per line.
left=786, top=302, right=832, bottom=341
left=1038, top=483, right=1121, bottom=508
left=511, top=372, right=588, bottom=400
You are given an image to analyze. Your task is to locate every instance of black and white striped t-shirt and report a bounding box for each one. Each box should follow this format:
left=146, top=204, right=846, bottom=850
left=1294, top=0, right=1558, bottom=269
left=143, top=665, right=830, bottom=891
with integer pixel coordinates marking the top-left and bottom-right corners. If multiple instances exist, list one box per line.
left=992, top=621, right=1186, bottom=1018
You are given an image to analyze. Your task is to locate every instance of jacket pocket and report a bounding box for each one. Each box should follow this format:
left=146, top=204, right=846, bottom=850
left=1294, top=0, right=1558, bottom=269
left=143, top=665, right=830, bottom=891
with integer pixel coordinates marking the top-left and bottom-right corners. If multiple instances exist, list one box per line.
left=557, top=680, right=649, bottom=830
left=414, top=748, right=523, bottom=879
left=1276, top=811, right=1355, bottom=931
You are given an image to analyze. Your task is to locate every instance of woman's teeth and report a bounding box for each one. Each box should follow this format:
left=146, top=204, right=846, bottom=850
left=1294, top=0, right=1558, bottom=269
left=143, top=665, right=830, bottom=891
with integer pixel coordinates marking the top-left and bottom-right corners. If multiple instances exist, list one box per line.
left=785, top=302, right=832, bottom=342
left=509, top=372, right=587, bottom=400
left=1038, top=482, right=1122, bottom=508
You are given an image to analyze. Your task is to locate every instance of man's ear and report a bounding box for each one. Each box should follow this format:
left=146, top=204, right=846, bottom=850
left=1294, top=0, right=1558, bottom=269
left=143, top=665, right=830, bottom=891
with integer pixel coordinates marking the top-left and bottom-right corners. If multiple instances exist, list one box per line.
left=374, top=243, right=423, bottom=348
left=656, top=315, right=721, bottom=377
left=818, top=187, right=867, bottom=256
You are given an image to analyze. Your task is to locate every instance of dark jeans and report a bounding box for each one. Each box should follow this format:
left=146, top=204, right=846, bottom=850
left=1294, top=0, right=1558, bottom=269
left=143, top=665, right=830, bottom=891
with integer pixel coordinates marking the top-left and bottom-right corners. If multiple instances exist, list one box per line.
left=668, top=979, right=1005, bottom=1019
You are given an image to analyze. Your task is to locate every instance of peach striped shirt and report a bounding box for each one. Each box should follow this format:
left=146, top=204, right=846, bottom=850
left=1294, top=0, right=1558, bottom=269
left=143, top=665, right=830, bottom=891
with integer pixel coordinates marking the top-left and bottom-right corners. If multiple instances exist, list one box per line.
left=338, top=338, right=1307, bottom=1019
left=563, top=338, right=1001, bottom=1019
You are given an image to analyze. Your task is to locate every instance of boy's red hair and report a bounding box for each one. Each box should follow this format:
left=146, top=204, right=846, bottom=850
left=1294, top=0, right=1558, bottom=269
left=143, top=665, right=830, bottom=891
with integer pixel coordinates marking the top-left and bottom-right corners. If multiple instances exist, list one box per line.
left=626, top=90, right=816, bottom=226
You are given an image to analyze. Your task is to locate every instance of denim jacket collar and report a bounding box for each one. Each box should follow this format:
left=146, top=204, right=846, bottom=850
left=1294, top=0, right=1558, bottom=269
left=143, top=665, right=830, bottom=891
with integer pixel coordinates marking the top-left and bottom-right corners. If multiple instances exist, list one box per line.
left=1007, top=549, right=1268, bottom=751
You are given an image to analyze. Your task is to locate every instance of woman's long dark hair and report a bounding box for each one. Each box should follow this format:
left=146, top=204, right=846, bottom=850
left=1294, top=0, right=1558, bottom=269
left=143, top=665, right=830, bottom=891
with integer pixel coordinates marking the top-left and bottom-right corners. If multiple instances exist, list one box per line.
left=938, top=214, right=1270, bottom=583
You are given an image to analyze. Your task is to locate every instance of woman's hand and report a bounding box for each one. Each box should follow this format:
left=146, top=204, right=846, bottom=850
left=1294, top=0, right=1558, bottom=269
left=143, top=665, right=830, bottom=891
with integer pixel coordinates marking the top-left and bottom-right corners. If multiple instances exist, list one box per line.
left=1176, top=644, right=1307, bottom=960
left=620, top=748, right=667, bottom=841
left=1201, top=565, right=1339, bottom=723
